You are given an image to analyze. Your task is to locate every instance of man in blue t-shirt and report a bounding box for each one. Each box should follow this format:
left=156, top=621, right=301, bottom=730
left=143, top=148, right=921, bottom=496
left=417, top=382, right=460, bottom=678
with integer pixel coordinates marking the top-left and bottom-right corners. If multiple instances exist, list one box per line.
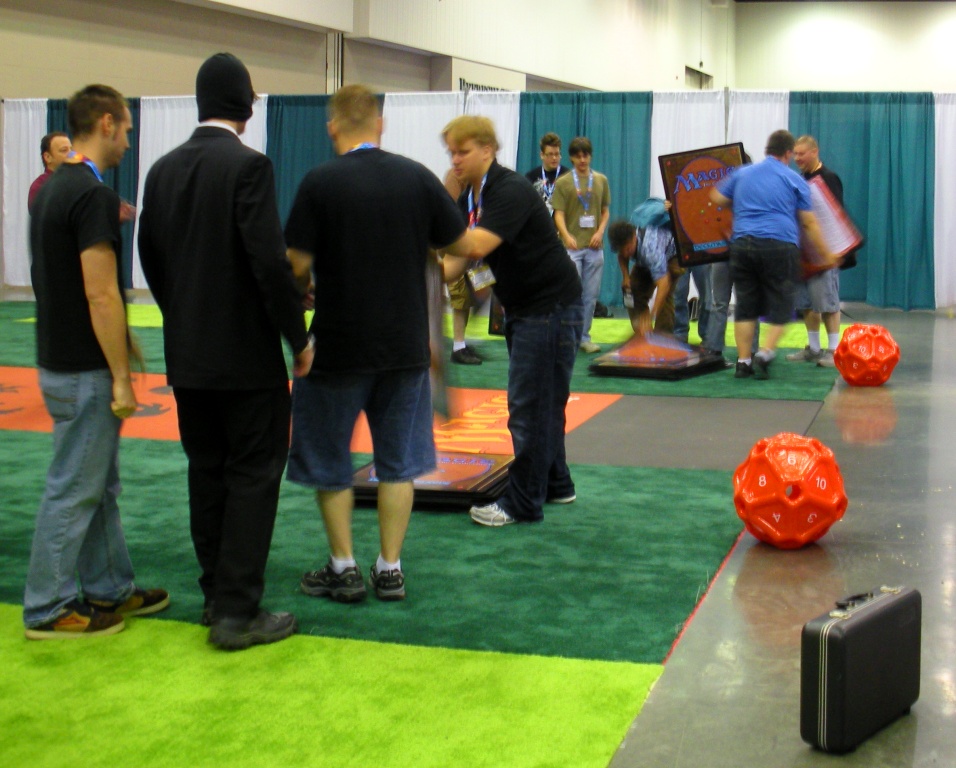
left=710, top=130, right=837, bottom=380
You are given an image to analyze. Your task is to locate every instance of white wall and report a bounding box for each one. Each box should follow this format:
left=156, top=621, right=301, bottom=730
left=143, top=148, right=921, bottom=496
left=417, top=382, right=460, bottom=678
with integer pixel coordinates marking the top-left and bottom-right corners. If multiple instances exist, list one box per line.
left=343, top=39, right=432, bottom=93
left=735, top=1, right=956, bottom=91
left=0, top=0, right=328, bottom=98
left=171, top=0, right=352, bottom=31
left=352, top=0, right=736, bottom=92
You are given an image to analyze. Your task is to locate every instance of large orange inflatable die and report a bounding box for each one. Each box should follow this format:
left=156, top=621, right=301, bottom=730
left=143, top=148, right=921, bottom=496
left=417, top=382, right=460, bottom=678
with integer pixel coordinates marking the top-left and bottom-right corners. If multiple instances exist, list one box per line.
left=834, top=323, right=900, bottom=386
left=733, top=432, right=848, bottom=549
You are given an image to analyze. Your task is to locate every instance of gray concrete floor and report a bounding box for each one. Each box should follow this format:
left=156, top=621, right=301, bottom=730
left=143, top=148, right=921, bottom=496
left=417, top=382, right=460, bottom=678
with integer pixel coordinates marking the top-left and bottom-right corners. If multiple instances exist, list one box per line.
left=608, top=305, right=956, bottom=768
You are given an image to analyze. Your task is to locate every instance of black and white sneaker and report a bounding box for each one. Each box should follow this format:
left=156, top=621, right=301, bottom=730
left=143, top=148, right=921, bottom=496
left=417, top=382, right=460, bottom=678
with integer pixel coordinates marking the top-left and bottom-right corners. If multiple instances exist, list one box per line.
left=369, top=565, right=406, bottom=601
left=300, top=561, right=367, bottom=603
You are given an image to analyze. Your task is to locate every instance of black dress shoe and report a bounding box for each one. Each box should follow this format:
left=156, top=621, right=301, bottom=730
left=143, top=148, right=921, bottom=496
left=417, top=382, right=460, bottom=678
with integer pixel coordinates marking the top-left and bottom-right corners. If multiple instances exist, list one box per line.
left=451, top=347, right=482, bottom=365
left=208, top=610, right=297, bottom=650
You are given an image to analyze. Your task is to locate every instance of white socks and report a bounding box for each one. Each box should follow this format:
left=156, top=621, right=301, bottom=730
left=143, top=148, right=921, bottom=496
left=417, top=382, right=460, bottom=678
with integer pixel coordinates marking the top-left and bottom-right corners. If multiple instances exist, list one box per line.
left=330, top=555, right=356, bottom=573
left=376, top=554, right=400, bottom=574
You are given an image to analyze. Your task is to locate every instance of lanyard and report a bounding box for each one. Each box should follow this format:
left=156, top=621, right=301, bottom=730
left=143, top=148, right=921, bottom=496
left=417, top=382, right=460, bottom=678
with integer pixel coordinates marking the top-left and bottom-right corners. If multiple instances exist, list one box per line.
left=572, top=169, right=593, bottom=213
left=541, top=164, right=561, bottom=198
left=70, top=152, right=104, bottom=183
left=467, top=174, right=487, bottom=229
left=347, top=142, right=377, bottom=153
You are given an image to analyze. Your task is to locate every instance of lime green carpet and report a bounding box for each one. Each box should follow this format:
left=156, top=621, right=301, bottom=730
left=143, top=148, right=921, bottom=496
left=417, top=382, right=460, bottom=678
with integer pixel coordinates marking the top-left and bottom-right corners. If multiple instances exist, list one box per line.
left=0, top=604, right=660, bottom=768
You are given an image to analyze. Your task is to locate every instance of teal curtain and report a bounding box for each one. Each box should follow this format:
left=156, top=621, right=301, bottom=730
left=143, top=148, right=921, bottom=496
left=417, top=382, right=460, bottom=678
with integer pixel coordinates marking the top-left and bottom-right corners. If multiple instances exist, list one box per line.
left=518, top=92, right=652, bottom=306
left=48, top=98, right=141, bottom=288
left=265, top=95, right=334, bottom=225
left=789, top=92, right=935, bottom=310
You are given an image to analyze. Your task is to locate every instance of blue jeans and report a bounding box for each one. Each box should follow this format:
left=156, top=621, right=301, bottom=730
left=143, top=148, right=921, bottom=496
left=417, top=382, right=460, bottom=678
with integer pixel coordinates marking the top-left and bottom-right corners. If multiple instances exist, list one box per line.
left=673, top=264, right=711, bottom=344
left=23, top=368, right=135, bottom=627
left=567, top=248, right=604, bottom=343
left=500, top=299, right=583, bottom=522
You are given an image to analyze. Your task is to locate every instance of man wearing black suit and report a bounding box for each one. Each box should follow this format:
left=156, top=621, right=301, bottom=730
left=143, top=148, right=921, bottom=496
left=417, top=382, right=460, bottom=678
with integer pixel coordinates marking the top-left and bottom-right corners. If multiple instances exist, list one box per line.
left=138, top=53, right=314, bottom=650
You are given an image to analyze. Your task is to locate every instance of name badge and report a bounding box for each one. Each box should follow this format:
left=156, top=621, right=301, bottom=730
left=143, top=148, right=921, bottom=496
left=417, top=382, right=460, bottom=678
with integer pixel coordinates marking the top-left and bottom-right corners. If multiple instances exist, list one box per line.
left=467, top=262, right=497, bottom=291
left=579, top=215, right=596, bottom=228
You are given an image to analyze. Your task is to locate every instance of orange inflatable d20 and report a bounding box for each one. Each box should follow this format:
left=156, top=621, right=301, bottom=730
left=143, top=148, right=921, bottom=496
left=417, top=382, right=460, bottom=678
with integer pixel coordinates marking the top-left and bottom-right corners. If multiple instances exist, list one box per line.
left=733, top=432, right=848, bottom=549
left=833, top=324, right=900, bottom=387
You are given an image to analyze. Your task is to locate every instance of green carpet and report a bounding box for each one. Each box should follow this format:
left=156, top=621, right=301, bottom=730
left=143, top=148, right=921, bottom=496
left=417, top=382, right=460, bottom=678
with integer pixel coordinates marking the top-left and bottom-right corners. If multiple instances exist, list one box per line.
left=445, top=337, right=838, bottom=401
left=0, top=432, right=739, bottom=664
left=0, top=604, right=660, bottom=768
left=2, top=303, right=840, bottom=400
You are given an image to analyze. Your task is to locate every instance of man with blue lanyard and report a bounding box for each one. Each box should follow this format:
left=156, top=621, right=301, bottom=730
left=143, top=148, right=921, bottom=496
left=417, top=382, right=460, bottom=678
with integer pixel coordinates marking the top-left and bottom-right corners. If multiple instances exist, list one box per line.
left=551, top=136, right=611, bottom=354
left=710, top=130, right=837, bottom=379
left=285, top=85, right=473, bottom=600
left=524, top=132, right=570, bottom=216
left=442, top=115, right=583, bottom=528
left=25, top=84, right=168, bottom=640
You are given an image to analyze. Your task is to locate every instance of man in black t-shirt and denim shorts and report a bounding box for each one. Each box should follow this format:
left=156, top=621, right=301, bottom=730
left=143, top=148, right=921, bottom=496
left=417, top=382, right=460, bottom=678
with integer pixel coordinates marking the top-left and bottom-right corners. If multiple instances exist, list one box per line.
left=285, top=85, right=473, bottom=603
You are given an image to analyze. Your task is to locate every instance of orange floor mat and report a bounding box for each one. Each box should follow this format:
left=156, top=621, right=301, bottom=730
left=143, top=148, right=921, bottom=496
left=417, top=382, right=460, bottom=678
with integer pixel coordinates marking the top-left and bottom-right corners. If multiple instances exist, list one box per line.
left=0, top=366, right=619, bottom=454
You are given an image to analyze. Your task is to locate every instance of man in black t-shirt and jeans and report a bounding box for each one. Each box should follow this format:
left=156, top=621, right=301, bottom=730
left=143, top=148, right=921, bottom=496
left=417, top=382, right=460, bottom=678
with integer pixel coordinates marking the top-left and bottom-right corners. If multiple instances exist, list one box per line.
left=443, top=115, right=584, bottom=528
left=286, top=85, right=473, bottom=602
left=25, top=84, right=168, bottom=640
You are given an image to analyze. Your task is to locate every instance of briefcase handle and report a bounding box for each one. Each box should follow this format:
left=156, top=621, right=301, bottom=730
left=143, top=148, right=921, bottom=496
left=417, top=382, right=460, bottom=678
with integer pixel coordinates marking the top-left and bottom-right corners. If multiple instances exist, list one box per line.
left=835, top=592, right=873, bottom=609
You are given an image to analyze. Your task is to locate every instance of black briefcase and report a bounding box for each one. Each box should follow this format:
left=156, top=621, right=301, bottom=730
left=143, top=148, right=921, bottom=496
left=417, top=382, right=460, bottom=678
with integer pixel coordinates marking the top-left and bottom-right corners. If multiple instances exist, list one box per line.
left=800, top=585, right=921, bottom=753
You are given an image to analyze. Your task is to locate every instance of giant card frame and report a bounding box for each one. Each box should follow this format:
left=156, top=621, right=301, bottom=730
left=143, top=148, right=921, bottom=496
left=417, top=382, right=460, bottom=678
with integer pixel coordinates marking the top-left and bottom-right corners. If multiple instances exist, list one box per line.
left=659, top=142, right=745, bottom=267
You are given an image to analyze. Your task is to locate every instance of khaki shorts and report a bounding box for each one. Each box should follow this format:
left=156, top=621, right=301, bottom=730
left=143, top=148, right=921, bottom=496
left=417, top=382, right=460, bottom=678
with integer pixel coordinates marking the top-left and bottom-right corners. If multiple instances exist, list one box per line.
left=448, top=274, right=475, bottom=310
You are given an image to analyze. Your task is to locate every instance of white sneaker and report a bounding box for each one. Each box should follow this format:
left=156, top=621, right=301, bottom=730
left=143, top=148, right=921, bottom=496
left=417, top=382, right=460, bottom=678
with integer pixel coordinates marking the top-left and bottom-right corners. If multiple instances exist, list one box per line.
left=785, top=346, right=822, bottom=363
left=579, top=341, right=601, bottom=354
left=547, top=494, right=576, bottom=504
left=817, top=350, right=836, bottom=368
left=469, top=501, right=516, bottom=527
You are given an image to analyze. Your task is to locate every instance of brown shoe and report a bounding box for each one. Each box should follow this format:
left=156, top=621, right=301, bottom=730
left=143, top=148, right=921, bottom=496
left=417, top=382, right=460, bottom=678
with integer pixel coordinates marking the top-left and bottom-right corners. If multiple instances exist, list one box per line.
left=87, top=587, right=170, bottom=617
left=25, top=600, right=125, bottom=640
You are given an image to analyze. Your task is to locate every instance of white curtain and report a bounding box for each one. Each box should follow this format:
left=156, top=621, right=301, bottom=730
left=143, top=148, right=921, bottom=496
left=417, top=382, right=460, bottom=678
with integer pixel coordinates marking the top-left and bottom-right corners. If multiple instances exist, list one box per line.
left=934, top=93, right=956, bottom=309
left=381, top=92, right=464, bottom=181
left=464, top=91, right=521, bottom=170
left=131, top=95, right=268, bottom=289
left=727, top=91, right=790, bottom=163
left=649, top=91, right=726, bottom=199
left=2, top=99, right=47, bottom=287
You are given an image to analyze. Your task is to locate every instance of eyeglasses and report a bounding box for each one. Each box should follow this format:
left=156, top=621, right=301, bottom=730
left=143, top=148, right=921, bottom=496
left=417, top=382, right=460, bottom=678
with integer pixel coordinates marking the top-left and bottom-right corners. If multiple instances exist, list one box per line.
left=543, top=150, right=561, bottom=158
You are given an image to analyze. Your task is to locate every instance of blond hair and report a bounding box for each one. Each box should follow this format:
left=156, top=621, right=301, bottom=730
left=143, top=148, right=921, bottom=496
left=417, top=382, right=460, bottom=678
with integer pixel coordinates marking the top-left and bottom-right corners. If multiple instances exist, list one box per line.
left=328, top=84, right=380, bottom=133
left=795, top=135, right=819, bottom=150
left=442, top=115, right=499, bottom=151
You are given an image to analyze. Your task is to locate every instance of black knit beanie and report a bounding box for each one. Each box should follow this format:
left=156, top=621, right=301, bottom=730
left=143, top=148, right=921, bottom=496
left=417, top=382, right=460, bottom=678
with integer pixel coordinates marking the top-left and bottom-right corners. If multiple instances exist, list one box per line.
left=196, top=53, right=254, bottom=123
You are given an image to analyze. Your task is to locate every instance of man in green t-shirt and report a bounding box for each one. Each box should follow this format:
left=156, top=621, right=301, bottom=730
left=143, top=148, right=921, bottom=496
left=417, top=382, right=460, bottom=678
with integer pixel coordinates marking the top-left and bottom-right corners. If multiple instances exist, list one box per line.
left=551, top=136, right=611, bottom=353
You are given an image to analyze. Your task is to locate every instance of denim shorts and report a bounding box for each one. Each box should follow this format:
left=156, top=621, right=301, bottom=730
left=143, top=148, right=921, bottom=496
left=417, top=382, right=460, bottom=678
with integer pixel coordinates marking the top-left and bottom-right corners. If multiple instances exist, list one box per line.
left=729, top=236, right=800, bottom=324
left=793, top=267, right=841, bottom=313
left=287, top=367, right=435, bottom=490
